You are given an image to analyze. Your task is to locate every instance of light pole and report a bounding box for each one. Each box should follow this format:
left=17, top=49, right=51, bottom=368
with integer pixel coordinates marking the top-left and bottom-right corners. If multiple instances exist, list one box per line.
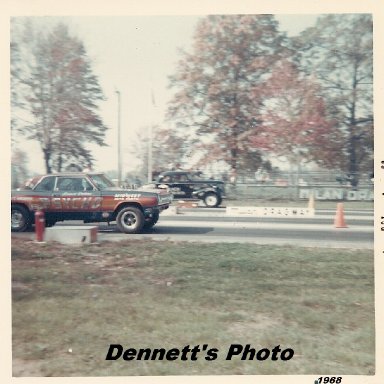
left=148, top=88, right=156, bottom=183
left=147, top=124, right=153, bottom=183
left=115, top=89, right=122, bottom=187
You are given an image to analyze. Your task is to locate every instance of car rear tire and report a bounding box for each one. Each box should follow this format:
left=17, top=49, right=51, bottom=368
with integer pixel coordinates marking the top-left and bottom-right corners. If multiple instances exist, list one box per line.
left=11, top=205, right=32, bottom=232
left=203, top=192, right=221, bottom=208
left=116, top=206, right=145, bottom=234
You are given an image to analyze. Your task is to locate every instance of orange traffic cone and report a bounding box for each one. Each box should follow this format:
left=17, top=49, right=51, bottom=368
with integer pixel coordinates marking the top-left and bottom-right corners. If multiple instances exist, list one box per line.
left=334, top=203, right=348, bottom=228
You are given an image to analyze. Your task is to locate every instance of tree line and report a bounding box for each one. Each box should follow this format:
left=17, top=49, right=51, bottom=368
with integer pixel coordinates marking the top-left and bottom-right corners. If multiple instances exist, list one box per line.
left=11, top=15, right=373, bottom=186
left=155, top=14, right=373, bottom=186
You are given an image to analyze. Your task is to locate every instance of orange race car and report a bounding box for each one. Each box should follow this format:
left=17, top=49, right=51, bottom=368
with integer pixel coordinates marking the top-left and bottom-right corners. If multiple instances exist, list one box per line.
left=11, top=172, right=172, bottom=234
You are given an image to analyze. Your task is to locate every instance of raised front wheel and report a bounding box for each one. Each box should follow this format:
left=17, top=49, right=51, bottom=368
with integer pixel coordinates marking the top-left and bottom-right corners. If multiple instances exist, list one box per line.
left=143, top=211, right=159, bottom=229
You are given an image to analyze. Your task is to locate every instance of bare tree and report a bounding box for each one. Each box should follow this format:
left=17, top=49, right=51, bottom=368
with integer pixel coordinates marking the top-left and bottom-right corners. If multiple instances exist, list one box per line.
left=295, top=14, right=373, bottom=185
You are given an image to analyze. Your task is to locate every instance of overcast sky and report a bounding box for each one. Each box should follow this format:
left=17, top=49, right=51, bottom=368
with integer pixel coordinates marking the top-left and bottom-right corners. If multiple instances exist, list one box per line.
left=13, top=14, right=320, bottom=176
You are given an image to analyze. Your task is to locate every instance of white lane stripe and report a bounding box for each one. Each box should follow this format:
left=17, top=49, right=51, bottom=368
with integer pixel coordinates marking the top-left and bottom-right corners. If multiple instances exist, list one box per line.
left=157, top=220, right=373, bottom=232
left=162, top=211, right=373, bottom=221
left=162, top=213, right=373, bottom=221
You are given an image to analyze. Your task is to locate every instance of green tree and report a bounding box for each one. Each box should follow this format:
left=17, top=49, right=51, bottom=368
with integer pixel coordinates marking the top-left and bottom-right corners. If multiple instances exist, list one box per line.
left=11, top=20, right=107, bottom=173
left=167, top=15, right=290, bottom=174
left=294, top=14, right=373, bottom=186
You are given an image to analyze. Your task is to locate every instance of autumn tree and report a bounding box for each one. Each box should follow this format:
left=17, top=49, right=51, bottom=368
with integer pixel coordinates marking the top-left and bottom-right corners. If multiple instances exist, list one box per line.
left=167, top=15, right=290, bottom=174
left=152, top=127, right=187, bottom=172
left=11, top=20, right=107, bottom=173
left=249, top=60, right=340, bottom=170
left=133, top=125, right=187, bottom=181
left=294, top=14, right=373, bottom=186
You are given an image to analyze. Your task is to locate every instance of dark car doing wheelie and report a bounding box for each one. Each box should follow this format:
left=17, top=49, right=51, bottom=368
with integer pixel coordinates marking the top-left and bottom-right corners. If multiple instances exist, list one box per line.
left=154, top=171, right=225, bottom=207
left=11, top=172, right=172, bottom=234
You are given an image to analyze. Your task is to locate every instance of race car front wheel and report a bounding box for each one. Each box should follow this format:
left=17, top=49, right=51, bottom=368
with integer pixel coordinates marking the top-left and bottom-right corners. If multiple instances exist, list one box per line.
left=143, top=211, right=159, bottom=229
left=203, top=192, right=221, bottom=208
left=116, top=206, right=145, bottom=234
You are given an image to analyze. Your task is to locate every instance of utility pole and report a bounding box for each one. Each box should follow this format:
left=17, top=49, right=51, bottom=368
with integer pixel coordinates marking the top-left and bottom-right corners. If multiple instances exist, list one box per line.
left=148, top=123, right=153, bottom=183
left=115, top=89, right=122, bottom=187
left=148, top=88, right=156, bottom=183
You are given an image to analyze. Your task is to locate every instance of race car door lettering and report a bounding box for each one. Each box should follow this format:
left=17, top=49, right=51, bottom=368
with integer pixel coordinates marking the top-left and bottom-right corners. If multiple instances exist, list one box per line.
left=50, top=196, right=102, bottom=210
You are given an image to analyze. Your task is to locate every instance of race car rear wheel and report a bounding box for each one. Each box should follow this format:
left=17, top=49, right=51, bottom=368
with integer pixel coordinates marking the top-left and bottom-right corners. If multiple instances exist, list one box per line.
left=116, top=206, right=145, bottom=234
left=203, top=192, right=221, bottom=208
left=11, top=205, right=32, bottom=232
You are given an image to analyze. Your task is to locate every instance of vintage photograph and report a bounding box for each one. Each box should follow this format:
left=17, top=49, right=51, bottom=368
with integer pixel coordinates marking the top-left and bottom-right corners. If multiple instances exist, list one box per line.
left=9, top=6, right=376, bottom=381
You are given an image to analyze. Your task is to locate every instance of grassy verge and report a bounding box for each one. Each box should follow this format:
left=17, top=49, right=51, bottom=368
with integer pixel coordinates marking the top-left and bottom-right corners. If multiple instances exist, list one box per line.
left=12, top=238, right=375, bottom=376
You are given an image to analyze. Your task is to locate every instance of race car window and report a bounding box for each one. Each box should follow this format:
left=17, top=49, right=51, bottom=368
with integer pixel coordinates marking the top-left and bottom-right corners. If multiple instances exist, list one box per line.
left=82, top=179, right=94, bottom=191
left=56, top=177, right=92, bottom=192
left=34, top=176, right=56, bottom=192
left=162, top=175, right=171, bottom=182
left=191, top=172, right=204, bottom=180
left=76, top=178, right=94, bottom=191
left=172, top=174, right=189, bottom=182
left=89, top=174, right=115, bottom=190
left=56, top=178, right=76, bottom=191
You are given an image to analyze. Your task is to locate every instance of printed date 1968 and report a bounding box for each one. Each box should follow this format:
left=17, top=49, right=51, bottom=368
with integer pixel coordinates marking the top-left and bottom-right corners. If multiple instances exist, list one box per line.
left=316, top=377, right=342, bottom=384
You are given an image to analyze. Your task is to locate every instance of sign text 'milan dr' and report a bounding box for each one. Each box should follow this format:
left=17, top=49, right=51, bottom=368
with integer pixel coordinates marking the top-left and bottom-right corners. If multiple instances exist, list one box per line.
left=299, top=188, right=373, bottom=201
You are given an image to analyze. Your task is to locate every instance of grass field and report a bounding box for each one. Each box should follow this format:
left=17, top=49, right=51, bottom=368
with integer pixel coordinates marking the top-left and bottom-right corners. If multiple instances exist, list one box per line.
left=11, top=237, right=375, bottom=376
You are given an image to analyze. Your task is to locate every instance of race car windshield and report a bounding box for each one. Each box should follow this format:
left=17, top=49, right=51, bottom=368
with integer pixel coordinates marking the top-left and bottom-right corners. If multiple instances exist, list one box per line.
left=89, top=174, right=115, bottom=190
left=21, top=176, right=43, bottom=190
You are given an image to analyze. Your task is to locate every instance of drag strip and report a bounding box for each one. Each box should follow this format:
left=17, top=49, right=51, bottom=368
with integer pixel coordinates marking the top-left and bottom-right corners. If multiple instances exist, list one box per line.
left=95, top=212, right=373, bottom=249
left=12, top=209, right=374, bottom=249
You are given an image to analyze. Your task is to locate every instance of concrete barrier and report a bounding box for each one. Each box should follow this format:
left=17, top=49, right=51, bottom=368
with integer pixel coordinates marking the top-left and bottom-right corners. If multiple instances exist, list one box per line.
left=45, top=226, right=98, bottom=244
left=226, top=206, right=315, bottom=217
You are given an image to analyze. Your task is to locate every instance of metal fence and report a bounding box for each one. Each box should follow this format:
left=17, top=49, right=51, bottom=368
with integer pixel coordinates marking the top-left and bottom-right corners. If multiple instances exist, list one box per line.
left=226, top=184, right=373, bottom=201
left=222, top=170, right=373, bottom=187
left=222, top=171, right=373, bottom=201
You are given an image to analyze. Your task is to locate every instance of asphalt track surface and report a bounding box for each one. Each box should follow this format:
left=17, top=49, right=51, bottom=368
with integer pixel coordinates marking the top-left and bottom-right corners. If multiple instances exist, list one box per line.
left=12, top=208, right=373, bottom=249
left=98, top=208, right=374, bottom=249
